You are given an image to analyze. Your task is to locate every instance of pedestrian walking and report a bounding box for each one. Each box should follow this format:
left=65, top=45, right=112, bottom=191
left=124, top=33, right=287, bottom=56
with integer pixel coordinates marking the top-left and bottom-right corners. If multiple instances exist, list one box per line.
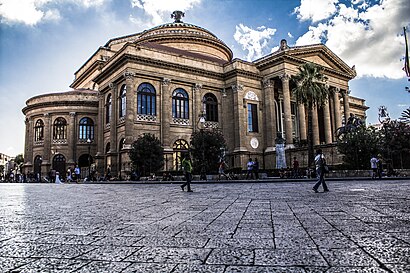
left=180, top=154, right=193, bottom=192
left=74, top=165, right=81, bottom=183
left=253, top=158, right=259, bottom=179
left=245, top=158, right=254, bottom=179
left=218, top=160, right=229, bottom=180
left=377, top=155, right=383, bottom=179
left=312, top=149, right=329, bottom=193
left=55, top=172, right=63, bottom=184
left=292, top=157, right=300, bottom=178
left=370, top=155, right=378, bottom=179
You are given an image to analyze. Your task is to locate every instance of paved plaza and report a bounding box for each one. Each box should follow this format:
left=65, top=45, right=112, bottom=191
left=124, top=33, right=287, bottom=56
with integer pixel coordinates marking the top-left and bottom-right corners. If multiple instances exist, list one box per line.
left=0, top=179, right=409, bottom=272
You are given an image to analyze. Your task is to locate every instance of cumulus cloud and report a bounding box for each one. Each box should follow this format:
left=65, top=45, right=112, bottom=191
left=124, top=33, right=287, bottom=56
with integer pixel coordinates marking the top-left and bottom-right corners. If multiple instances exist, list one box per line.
left=295, top=0, right=410, bottom=79
left=131, top=0, right=201, bottom=26
left=0, top=0, right=106, bottom=25
left=294, top=0, right=338, bottom=22
left=234, top=24, right=276, bottom=61
left=287, top=32, right=293, bottom=38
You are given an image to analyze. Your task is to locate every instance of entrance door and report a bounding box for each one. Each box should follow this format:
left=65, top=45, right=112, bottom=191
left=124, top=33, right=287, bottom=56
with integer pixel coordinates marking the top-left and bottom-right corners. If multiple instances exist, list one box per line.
left=52, top=154, right=66, bottom=179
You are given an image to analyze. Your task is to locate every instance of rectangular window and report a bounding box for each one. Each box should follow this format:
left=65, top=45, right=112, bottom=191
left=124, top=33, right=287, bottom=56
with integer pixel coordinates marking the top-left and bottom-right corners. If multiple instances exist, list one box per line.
left=247, top=103, right=258, bottom=132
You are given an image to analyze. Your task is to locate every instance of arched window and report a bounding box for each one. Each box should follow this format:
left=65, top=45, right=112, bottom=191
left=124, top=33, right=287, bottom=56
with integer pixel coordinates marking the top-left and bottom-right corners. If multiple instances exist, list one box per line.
left=137, top=83, right=156, bottom=115
left=105, top=142, right=111, bottom=154
left=106, top=94, right=112, bottom=124
left=172, top=88, right=189, bottom=119
left=34, top=119, right=44, bottom=141
left=203, top=93, right=218, bottom=122
left=119, top=138, right=126, bottom=150
left=173, top=139, right=189, bottom=171
left=79, top=117, right=94, bottom=141
left=53, top=117, right=67, bottom=140
left=119, top=85, right=126, bottom=118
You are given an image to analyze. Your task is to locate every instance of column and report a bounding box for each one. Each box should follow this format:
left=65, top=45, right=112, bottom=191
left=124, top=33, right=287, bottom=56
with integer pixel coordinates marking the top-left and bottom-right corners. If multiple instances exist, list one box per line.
left=68, top=112, right=76, bottom=164
left=108, top=82, right=118, bottom=175
left=333, top=88, right=342, bottom=129
left=323, top=101, right=332, bottom=144
left=312, top=106, right=320, bottom=146
left=95, top=93, right=105, bottom=175
left=298, top=104, right=307, bottom=141
left=124, top=72, right=136, bottom=146
left=194, top=83, right=203, bottom=131
left=280, top=73, right=293, bottom=145
left=232, top=84, right=246, bottom=153
left=24, top=117, right=33, bottom=165
left=341, top=89, right=350, bottom=124
left=161, top=78, right=171, bottom=149
left=42, top=113, right=51, bottom=176
left=262, top=79, right=276, bottom=150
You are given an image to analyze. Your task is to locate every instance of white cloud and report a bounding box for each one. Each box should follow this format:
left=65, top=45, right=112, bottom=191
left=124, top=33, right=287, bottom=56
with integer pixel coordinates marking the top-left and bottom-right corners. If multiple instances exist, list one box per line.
left=287, top=32, right=293, bottom=38
left=131, top=0, right=201, bottom=25
left=234, top=24, right=276, bottom=61
left=295, top=0, right=410, bottom=79
left=0, top=0, right=106, bottom=25
left=294, top=0, right=338, bottom=22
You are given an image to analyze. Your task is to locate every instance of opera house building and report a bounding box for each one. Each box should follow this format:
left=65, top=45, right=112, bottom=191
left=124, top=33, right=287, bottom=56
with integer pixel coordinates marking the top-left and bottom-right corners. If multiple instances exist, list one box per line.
left=22, top=12, right=368, bottom=179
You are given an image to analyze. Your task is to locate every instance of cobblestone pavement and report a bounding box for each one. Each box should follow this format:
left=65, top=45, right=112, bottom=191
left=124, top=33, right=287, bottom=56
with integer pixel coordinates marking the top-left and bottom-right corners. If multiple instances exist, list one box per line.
left=1, top=179, right=409, bottom=272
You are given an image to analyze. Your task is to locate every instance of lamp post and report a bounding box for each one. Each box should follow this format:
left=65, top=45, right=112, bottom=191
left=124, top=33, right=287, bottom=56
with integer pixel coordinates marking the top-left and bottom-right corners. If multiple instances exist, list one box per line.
left=198, top=112, right=207, bottom=180
left=87, top=138, right=92, bottom=181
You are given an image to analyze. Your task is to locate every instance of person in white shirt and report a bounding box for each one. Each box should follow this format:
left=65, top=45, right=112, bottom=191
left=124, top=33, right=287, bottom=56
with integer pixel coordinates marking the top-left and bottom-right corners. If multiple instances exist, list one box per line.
left=370, top=156, right=378, bottom=179
left=312, top=149, right=329, bottom=193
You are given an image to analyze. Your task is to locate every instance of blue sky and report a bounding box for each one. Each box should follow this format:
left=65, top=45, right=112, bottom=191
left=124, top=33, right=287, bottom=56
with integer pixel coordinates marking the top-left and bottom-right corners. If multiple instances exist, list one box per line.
left=0, top=0, right=409, bottom=156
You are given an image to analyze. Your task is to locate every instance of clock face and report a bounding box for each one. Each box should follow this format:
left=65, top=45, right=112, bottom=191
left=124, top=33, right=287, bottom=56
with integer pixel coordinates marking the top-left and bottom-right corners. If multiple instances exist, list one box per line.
left=250, top=137, right=259, bottom=149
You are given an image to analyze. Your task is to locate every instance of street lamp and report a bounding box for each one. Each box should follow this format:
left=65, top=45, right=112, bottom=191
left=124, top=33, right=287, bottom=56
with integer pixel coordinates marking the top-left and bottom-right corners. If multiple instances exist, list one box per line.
left=87, top=138, right=92, bottom=181
left=198, top=112, right=207, bottom=180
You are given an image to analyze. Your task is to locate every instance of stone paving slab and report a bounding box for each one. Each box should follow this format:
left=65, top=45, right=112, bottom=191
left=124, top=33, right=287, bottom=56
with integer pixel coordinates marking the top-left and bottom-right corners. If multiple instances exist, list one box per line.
left=0, top=179, right=409, bottom=272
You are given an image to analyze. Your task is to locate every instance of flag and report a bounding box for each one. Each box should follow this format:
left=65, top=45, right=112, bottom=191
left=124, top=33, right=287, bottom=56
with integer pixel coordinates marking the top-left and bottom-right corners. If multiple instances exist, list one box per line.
left=404, top=27, right=410, bottom=78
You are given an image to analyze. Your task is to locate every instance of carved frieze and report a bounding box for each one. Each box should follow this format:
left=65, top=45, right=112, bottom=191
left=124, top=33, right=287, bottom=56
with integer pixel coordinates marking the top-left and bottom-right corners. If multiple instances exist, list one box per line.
left=244, top=91, right=259, bottom=101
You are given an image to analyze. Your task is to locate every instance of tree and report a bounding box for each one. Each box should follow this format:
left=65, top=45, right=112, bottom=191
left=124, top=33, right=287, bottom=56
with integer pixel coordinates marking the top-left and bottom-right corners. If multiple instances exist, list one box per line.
left=129, top=134, right=164, bottom=176
left=292, top=62, right=331, bottom=167
left=337, top=125, right=382, bottom=169
left=380, top=120, right=410, bottom=169
left=190, top=129, right=227, bottom=174
left=14, top=154, right=24, bottom=165
left=400, top=108, right=410, bottom=123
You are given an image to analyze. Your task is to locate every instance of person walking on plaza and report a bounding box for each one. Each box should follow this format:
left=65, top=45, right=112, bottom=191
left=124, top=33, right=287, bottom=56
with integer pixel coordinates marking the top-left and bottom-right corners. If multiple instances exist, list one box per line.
left=312, top=149, right=329, bottom=193
left=218, top=160, right=229, bottom=180
left=370, top=155, right=378, bottom=179
left=292, top=157, right=300, bottom=178
left=377, top=155, right=383, bottom=179
left=74, top=165, right=81, bottom=183
left=253, top=158, right=259, bottom=180
left=245, top=158, right=254, bottom=179
left=180, top=154, right=193, bottom=192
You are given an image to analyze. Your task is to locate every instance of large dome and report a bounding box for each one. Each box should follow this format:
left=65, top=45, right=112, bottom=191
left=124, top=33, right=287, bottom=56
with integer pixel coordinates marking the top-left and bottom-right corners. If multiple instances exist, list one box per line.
left=135, top=20, right=233, bottom=62
left=106, top=12, right=233, bottom=62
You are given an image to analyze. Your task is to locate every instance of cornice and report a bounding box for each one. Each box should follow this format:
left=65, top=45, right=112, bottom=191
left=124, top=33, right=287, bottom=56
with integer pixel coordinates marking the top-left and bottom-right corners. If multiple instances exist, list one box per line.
left=93, top=53, right=225, bottom=84
left=70, top=59, right=105, bottom=89
left=223, top=68, right=261, bottom=82
left=22, top=100, right=99, bottom=115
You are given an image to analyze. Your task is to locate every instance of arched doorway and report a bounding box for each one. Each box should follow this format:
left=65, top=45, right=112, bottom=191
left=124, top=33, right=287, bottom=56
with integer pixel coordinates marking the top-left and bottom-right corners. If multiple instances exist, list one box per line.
left=173, top=139, right=189, bottom=171
left=34, top=155, right=42, bottom=181
left=78, top=154, right=93, bottom=179
left=52, top=154, right=66, bottom=179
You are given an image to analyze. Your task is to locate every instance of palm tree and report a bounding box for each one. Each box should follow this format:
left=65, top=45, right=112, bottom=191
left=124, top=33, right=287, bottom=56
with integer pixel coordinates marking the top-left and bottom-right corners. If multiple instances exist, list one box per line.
left=292, top=62, right=331, bottom=167
left=400, top=108, right=410, bottom=123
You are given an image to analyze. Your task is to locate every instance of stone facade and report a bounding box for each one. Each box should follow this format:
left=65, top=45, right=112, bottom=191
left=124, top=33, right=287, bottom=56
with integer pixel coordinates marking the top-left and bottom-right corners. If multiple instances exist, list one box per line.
left=22, top=14, right=368, bottom=179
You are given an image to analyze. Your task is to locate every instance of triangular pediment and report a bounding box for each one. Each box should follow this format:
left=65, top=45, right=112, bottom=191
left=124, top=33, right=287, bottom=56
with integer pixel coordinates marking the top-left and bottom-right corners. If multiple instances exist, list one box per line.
left=285, top=44, right=356, bottom=77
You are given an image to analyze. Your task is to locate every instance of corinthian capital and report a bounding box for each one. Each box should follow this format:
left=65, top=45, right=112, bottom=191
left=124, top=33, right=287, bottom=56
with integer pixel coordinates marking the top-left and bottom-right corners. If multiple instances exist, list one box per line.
left=123, top=71, right=136, bottom=80
left=232, top=84, right=244, bottom=92
left=193, top=83, right=202, bottom=92
left=162, top=78, right=171, bottom=86
left=279, top=73, right=291, bottom=82
left=262, top=79, right=274, bottom=89
left=108, top=82, right=117, bottom=90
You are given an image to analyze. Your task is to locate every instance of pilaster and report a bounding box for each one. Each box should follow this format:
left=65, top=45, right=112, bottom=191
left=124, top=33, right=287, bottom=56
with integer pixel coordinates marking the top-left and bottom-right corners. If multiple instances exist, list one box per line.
left=193, top=83, right=203, bottom=132
left=341, top=89, right=350, bottom=124
left=124, top=71, right=136, bottom=146
left=161, top=78, right=171, bottom=149
left=43, top=113, right=51, bottom=164
left=262, top=79, right=276, bottom=151
left=312, top=106, right=320, bottom=146
left=333, top=88, right=342, bottom=129
left=68, top=112, right=76, bottom=164
left=323, top=101, right=332, bottom=144
left=280, top=73, right=293, bottom=144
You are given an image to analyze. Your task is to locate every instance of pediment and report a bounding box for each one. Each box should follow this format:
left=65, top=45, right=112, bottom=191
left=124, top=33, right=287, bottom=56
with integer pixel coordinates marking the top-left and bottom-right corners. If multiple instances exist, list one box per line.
left=286, top=44, right=356, bottom=78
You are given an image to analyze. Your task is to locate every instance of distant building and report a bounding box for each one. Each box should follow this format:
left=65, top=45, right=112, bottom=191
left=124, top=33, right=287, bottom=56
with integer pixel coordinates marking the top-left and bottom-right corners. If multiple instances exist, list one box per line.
left=22, top=12, right=368, bottom=178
